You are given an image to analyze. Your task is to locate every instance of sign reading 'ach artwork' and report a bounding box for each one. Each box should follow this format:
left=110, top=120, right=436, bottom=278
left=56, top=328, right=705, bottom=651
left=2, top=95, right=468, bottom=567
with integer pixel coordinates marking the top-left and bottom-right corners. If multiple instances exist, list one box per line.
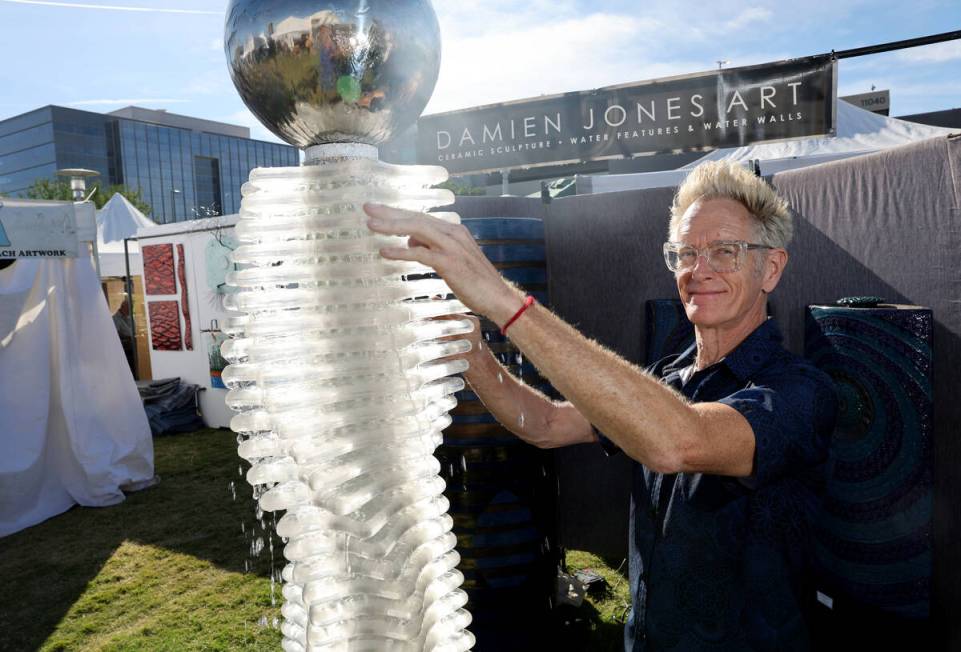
left=0, top=199, right=80, bottom=258
left=417, top=56, right=837, bottom=174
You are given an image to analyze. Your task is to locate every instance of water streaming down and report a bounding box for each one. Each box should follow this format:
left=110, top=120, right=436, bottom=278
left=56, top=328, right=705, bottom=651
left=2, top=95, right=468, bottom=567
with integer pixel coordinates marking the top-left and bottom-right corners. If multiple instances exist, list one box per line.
left=435, top=218, right=558, bottom=646
left=221, top=155, right=476, bottom=651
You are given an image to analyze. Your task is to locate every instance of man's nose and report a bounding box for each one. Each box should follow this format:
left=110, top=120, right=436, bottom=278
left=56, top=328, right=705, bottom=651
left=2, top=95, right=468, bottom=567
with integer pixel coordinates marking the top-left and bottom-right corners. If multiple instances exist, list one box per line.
left=690, top=253, right=714, bottom=279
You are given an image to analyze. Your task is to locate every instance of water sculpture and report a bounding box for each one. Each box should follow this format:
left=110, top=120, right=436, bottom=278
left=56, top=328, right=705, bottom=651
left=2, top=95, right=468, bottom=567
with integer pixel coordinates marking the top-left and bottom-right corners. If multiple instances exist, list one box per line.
left=221, top=1, right=476, bottom=649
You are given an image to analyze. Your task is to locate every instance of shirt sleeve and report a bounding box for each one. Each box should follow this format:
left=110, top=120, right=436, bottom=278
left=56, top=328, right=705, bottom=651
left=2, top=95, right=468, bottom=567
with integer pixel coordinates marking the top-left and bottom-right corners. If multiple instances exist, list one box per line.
left=718, top=364, right=837, bottom=489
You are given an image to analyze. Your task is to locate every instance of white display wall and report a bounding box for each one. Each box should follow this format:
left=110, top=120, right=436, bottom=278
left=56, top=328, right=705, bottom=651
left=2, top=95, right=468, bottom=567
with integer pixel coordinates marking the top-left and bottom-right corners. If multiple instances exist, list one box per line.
left=137, top=215, right=240, bottom=428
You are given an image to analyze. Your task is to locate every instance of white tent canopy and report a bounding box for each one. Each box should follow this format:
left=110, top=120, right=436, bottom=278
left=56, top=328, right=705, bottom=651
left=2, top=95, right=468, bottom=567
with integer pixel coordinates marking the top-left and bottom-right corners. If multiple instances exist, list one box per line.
left=683, top=100, right=957, bottom=166
left=96, top=193, right=156, bottom=277
left=580, top=101, right=958, bottom=194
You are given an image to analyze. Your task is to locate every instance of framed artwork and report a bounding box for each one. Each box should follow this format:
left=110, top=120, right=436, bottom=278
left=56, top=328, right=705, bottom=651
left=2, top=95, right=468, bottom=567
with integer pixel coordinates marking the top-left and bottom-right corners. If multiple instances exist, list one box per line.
left=148, top=300, right=182, bottom=351
left=143, top=244, right=176, bottom=295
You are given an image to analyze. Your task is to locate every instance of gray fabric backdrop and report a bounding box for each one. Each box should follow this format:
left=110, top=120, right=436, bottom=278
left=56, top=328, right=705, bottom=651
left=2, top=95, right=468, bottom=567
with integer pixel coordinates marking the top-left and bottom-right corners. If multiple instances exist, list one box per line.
left=451, top=135, right=960, bottom=648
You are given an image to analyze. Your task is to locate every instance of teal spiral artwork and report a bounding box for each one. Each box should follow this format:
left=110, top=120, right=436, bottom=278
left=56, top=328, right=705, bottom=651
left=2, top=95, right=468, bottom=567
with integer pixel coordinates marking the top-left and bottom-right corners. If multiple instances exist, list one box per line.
left=805, top=303, right=933, bottom=619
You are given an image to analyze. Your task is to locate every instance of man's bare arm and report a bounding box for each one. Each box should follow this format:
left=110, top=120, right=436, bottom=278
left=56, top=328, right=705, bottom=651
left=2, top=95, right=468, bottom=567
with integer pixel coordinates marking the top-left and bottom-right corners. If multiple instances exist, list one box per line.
left=500, top=302, right=756, bottom=476
left=461, top=339, right=596, bottom=449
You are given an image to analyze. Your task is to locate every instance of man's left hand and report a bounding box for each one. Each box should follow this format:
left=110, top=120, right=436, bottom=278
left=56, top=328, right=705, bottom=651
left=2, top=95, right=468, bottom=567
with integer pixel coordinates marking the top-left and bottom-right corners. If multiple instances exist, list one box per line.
left=364, top=203, right=525, bottom=326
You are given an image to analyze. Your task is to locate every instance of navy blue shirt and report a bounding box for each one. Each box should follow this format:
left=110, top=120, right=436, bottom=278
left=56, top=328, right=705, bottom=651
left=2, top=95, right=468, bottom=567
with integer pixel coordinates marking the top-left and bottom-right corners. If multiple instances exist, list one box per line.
left=603, top=319, right=837, bottom=652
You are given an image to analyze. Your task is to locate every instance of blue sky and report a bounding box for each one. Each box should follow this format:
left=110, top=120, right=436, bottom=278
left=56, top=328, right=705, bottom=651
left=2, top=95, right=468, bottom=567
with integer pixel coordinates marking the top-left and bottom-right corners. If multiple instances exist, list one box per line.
left=0, top=0, right=959, bottom=144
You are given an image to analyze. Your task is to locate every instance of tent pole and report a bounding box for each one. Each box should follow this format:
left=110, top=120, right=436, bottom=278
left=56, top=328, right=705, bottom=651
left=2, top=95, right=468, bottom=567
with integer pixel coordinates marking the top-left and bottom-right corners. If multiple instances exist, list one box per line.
left=124, top=237, right=139, bottom=380
left=831, top=29, right=961, bottom=60
left=90, top=239, right=103, bottom=279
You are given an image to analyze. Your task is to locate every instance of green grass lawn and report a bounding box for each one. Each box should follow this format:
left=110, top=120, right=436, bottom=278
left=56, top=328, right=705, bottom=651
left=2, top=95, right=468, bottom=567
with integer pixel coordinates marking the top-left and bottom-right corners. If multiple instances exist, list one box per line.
left=563, top=550, right=632, bottom=650
left=0, top=429, right=628, bottom=651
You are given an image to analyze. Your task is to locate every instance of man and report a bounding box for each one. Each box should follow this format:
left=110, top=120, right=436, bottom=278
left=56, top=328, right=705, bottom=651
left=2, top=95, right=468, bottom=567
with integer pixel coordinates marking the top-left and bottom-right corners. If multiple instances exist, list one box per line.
left=365, top=160, right=837, bottom=651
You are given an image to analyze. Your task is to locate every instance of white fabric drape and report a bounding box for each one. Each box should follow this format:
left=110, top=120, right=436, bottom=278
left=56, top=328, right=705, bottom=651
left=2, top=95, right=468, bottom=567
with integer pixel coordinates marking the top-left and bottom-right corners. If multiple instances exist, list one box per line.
left=0, top=254, right=154, bottom=537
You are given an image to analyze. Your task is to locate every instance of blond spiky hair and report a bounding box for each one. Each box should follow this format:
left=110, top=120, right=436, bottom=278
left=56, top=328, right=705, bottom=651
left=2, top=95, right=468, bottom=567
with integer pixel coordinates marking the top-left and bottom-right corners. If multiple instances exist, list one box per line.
left=669, top=161, right=793, bottom=248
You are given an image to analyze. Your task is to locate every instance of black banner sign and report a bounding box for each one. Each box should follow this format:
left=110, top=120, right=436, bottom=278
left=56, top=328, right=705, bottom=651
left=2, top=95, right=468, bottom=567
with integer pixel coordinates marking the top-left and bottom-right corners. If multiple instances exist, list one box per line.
left=417, top=56, right=836, bottom=175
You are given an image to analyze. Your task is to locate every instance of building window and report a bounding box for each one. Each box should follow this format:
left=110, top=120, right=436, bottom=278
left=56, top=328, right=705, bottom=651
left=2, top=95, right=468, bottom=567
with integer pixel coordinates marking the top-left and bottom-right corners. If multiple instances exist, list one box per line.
left=194, top=155, right=222, bottom=217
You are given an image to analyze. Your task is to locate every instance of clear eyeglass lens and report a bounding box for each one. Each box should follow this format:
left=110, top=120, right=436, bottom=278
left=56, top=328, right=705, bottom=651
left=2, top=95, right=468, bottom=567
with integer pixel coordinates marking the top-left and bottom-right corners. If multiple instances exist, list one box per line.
left=665, top=249, right=680, bottom=271
left=671, top=243, right=742, bottom=272
left=675, top=248, right=697, bottom=269
left=709, top=244, right=740, bottom=272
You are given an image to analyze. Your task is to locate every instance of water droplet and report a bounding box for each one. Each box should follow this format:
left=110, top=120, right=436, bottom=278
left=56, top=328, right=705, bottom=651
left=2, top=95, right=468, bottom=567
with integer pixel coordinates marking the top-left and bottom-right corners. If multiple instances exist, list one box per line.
left=518, top=413, right=525, bottom=429
left=497, top=372, right=504, bottom=384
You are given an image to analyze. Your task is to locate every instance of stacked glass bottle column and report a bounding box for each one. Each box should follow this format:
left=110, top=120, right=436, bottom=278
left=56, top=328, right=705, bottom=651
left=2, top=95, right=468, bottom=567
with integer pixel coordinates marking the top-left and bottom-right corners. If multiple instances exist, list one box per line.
left=221, top=150, right=476, bottom=652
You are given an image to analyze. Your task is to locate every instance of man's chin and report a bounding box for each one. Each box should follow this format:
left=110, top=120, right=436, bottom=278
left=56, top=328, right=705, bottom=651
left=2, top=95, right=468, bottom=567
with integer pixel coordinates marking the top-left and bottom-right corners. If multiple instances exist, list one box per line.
left=684, top=305, right=725, bottom=328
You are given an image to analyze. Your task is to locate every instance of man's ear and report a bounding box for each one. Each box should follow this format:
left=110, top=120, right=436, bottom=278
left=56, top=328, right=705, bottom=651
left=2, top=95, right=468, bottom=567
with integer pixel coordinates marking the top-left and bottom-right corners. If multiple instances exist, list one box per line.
left=762, top=248, right=788, bottom=293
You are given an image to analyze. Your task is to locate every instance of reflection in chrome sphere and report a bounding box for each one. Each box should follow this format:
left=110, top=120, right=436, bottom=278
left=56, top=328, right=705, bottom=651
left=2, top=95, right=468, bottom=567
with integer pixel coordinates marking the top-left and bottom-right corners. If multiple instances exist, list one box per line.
left=225, top=0, right=441, bottom=148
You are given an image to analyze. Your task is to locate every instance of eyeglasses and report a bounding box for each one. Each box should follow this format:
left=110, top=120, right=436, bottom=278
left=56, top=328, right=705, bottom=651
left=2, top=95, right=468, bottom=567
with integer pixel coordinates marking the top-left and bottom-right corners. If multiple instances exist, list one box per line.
left=663, top=240, right=773, bottom=273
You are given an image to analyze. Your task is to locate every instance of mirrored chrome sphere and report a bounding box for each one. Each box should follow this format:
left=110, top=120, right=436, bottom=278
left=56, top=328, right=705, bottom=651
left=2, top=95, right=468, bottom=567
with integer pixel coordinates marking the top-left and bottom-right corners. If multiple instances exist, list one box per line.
left=225, top=0, right=441, bottom=148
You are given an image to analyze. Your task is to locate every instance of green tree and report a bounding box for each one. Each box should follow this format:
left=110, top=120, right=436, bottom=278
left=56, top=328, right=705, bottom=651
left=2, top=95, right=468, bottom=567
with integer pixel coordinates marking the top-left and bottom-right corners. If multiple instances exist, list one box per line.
left=23, top=178, right=72, bottom=202
left=25, top=178, right=153, bottom=216
left=434, top=179, right=486, bottom=196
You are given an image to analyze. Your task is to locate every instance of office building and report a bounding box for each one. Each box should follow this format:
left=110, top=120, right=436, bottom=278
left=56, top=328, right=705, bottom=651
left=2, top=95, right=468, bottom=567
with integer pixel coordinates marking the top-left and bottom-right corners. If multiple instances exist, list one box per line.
left=0, top=105, right=298, bottom=222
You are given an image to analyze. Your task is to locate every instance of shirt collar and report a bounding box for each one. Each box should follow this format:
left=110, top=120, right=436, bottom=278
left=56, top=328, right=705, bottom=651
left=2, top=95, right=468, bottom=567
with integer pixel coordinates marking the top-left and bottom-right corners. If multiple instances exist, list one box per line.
left=662, top=341, right=697, bottom=375
left=721, top=318, right=783, bottom=382
left=660, top=318, right=782, bottom=381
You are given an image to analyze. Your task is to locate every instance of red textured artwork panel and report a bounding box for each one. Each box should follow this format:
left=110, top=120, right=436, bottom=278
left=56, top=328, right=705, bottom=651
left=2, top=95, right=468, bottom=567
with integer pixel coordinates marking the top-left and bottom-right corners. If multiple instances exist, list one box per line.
left=149, top=300, right=182, bottom=351
left=177, top=243, right=193, bottom=350
left=143, top=244, right=177, bottom=295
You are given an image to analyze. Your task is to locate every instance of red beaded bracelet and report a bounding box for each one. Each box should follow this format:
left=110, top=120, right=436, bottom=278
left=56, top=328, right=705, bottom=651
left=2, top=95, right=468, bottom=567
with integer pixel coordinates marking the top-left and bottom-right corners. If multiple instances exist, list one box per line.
left=501, top=295, right=536, bottom=335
